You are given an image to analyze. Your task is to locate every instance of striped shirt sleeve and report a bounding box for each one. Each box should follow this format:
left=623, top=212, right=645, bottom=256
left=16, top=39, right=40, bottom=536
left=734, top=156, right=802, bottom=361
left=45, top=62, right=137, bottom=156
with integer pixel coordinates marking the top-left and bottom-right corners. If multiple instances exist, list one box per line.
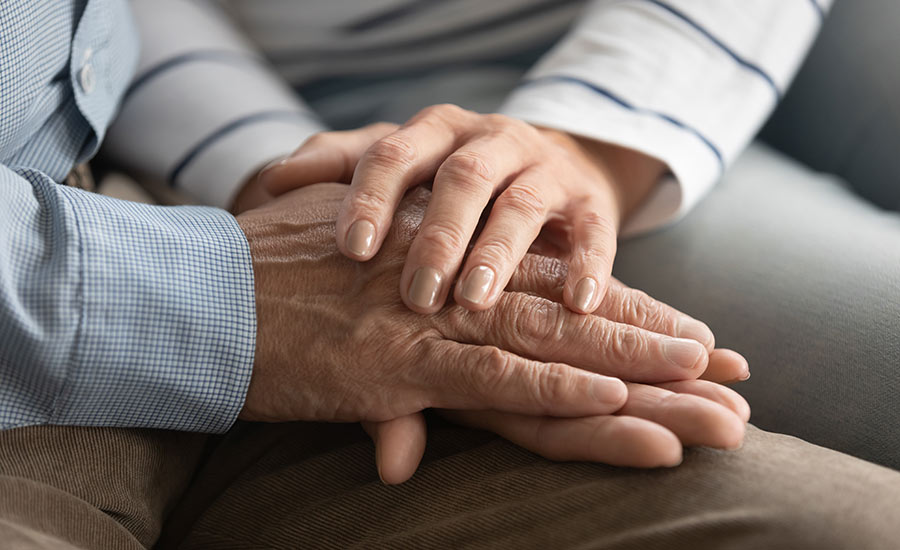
left=103, top=0, right=327, bottom=209
left=499, top=0, right=832, bottom=235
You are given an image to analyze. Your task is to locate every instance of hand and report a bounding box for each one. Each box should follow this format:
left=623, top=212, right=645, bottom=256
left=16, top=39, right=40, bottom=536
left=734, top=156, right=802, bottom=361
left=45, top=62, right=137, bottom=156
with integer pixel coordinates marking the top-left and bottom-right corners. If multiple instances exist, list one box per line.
left=236, top=184, right=715, bottom=424
left=260, top=105, right=665, bottom=315
left=229, top=162, right=275, bottom=215
left=367, top=359, right=749, bottom=484
left=443, top=374, right=750, bottom=465
left=363, top=254, right=750, bottom=484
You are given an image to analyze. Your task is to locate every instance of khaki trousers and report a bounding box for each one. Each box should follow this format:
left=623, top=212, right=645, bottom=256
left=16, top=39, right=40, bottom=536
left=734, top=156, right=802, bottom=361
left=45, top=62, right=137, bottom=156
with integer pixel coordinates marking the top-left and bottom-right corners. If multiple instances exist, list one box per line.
left=2, top=420, right=900, bottom=550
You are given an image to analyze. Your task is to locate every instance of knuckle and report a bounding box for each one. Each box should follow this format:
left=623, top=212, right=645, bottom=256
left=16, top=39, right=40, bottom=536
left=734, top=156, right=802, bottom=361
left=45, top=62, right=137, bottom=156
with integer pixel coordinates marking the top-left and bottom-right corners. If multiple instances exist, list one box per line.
left=417, top=219, right=469, bottom=253
left=439, top=152, right=496, bottom=192
left=352, top=186, right=392, bottom=213
left=475, top=346, right=516, bottom=390
left=421, top=103, right=466, bottom=121
left=472, top=240, right=517, bottom=269
left=580, top=245, right=614, bottom=265
left=442, top=304, right=471, bottom=333
left=514, top=254, right=568, bottom=296
left=580, top=210, right=618, bottom=241
left=488, top=115, right=539, bottom=143
left=624, top=290, right=669, bottom=330
left=496, top=184, right=548, bottom=224
left=533, top=363, right=573, bottom=409
left=304, top=131, right=334, bottom=148
left=606, top=325, right=648, bottom=364
left=515, top=298, right=565, bottom=345
left=659, top=392, right=693, bottom=414
left=484, top=113, right=516, bottom=130
left=366, top=135, right=418, bottom=170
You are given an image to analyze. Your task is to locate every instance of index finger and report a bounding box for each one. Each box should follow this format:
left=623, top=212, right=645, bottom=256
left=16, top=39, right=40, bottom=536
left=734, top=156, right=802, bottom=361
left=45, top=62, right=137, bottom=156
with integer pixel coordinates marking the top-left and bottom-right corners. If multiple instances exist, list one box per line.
left=336, top=105, right=474, bottom=262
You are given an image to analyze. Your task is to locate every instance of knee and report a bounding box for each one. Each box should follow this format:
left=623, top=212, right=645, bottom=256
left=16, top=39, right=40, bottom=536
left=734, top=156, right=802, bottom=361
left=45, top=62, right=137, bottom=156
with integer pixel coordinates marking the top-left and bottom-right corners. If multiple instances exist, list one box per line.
left=751, top=502, right=896, bottom=550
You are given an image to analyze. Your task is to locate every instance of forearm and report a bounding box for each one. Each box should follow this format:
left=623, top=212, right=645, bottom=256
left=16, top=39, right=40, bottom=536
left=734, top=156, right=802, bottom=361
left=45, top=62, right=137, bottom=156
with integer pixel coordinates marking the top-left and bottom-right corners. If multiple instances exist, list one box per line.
left=501, top=0, right=831, bottom=233
left=0, top=166, right=254, bottom=432
left=103, top=0, right=326, bottom=209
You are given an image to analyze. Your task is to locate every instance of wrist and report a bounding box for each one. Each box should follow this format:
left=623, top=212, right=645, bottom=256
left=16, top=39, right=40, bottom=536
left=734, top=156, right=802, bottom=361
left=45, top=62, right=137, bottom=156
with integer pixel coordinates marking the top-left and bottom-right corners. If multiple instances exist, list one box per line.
left=536, top=127, right=667, bottom=223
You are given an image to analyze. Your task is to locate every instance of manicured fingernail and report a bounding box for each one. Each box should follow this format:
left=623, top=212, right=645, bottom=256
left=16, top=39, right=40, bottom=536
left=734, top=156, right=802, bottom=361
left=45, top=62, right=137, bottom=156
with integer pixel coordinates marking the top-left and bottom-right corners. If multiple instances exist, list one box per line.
left=676, top=318, right=714, bottom=348
left=346, top=220, right=376, bottom=257
left=409, top=267, right=442, bottom=309
left=573, top=277, right=598, bottom=313
left=461, top=265, right=495, bottom=305
left=663, top=338, right=705, bottom=369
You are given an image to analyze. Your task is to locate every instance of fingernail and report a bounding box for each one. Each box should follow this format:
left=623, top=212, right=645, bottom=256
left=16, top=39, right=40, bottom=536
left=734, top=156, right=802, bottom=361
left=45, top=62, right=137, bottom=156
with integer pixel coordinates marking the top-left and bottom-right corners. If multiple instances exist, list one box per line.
left=409, top=267, right=442, bottom=309
left=663, top=338, right=705, bottom=369
left=676, top=318, right=714, bottom=348
left=573, top=277, right=598, bottom=313
left=590, top=376, right=626, bottom=408
left=461, top=265, right=495, bottom=305
left=346, top=220, right=376, bottom=257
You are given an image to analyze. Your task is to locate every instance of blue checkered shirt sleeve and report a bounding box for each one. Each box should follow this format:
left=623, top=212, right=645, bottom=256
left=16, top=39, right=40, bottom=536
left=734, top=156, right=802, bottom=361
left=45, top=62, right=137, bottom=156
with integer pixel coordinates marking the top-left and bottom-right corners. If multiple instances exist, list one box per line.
left=1, top=0, right=255, bottom=432
left=0, top=166, right=255, bottom=433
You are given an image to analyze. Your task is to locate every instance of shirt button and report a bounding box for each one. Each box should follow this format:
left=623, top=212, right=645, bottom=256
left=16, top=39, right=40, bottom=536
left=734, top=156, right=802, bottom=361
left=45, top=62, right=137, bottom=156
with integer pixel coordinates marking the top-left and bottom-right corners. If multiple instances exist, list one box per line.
left=79, top=64, right=96, bottom=94
left=78, top=48, right=96, bottom=94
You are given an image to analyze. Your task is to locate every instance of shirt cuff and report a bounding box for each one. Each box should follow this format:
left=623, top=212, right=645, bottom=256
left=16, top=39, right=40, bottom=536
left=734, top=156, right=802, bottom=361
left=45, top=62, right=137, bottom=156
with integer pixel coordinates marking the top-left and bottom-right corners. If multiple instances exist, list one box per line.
left=51, top=186, right=256, bottom=433
left=499, top=78, right=722, bottom=236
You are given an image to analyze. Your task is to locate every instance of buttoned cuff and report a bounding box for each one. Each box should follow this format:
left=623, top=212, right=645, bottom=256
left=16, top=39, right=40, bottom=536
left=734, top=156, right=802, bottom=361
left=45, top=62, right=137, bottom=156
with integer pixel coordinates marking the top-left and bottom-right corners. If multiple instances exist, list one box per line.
left=52, top=186, right=255, bottom=433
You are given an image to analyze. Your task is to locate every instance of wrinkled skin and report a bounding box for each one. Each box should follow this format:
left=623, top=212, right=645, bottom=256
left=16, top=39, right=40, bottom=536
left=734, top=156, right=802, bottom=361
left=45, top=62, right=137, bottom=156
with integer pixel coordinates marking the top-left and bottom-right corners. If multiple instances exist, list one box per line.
left=236, top=183, right=749, bottom=482
left=262, top=106, right=666, bottom=316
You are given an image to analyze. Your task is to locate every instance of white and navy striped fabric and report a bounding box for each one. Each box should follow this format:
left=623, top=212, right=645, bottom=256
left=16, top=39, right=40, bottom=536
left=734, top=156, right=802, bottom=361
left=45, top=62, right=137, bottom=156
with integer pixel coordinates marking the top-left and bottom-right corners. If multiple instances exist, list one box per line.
left=106, top=0, right=831, bottom=234
left=0, top=1, right=255, bottom=432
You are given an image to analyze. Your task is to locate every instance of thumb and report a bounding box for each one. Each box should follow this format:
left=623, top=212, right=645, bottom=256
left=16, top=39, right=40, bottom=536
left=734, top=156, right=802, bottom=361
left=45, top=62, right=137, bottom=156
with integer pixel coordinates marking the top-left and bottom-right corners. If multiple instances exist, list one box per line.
left=361, top=412, right=427, bottom=485
left=262, top=122, right=399, bottom=196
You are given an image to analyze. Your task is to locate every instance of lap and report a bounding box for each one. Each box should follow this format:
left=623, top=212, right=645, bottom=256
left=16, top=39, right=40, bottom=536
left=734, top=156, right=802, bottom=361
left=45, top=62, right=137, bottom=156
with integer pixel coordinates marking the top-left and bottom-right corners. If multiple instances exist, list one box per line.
left=0, top=425, right=209, bottom=549
left=614, top=143, right=900, bottom=468
left=2, top=419, right=899, bottom=549
left=162, top=420, right=900, bottom=550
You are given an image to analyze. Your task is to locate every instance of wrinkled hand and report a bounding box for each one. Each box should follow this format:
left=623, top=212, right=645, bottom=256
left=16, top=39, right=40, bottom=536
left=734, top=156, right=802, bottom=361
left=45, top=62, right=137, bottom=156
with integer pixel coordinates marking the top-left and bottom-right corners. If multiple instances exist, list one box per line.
left=364, top=254, right=750, bottom=484
left=236, top=183, right=718, bottom=424
left=261, top=105, right=665, bottom=315
left=368, top=358, right=750, bottom=484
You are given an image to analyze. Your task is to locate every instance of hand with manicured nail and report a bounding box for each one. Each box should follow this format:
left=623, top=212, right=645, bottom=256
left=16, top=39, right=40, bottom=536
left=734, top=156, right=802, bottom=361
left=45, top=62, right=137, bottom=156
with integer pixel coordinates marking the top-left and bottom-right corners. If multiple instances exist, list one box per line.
left=235, top=183, right=731, bottom=427
left=260, top=105, right=666, bottom=315
left=363, top=253, right=751, bottom=484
